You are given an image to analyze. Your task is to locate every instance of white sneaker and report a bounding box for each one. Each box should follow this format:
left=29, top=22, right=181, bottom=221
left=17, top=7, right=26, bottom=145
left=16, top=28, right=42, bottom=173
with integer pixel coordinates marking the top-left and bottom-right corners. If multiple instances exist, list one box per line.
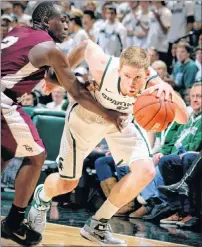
left=80, top=217, right=127, bottom=246
left=27, top=184, right=51, bottom=234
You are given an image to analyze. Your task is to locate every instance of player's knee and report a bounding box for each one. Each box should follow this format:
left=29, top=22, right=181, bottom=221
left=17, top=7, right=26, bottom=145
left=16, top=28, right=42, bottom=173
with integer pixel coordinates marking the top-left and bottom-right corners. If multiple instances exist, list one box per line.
left=58, top=177, right=79, bottom=194
left=143, top=161, right=156, bottom=180
left=131, top=159, right=156, bottom=180
left=28, top=151, right=46, bottom=168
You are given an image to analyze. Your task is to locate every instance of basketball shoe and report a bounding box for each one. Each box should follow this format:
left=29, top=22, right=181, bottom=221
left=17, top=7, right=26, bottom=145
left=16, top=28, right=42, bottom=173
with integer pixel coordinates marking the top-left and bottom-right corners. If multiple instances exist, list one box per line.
left=27, top=184, right=51, bottom=234
left=1, top=218, right=42, bottom=246
left=80, top=217, right=127, bottom=246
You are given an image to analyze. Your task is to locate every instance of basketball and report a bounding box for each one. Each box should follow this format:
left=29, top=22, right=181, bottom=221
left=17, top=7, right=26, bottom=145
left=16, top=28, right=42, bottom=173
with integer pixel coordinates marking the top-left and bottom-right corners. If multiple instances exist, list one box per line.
left=134, top=91, right=176, bottom=132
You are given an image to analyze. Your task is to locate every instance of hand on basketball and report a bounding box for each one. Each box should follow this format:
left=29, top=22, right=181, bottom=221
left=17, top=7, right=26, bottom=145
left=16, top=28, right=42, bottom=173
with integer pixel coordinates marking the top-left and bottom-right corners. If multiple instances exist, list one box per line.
left=145, top=83, right=174, bottom=101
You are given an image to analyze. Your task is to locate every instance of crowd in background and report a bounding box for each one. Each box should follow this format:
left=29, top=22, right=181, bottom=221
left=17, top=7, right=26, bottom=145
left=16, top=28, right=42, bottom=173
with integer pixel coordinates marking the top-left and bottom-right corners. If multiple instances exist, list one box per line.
left=1, top=0, right=202, bottom=232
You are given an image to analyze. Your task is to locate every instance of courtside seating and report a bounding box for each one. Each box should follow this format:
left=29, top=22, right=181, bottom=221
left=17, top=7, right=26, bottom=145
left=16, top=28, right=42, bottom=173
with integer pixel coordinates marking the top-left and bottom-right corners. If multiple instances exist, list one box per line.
left=32, top=109, right=66, bottom=169
left=22, top=106, right=35, bottom=118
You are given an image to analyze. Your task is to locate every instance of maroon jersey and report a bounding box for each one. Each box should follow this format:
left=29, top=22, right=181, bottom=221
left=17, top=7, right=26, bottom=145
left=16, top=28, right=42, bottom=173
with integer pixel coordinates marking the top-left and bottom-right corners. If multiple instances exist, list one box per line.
left=1, top=26, right=53, bottom=104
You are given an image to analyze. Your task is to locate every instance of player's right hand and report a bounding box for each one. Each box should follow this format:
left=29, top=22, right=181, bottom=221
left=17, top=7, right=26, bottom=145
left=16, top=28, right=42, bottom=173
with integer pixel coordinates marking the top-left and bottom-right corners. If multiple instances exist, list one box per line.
left=41, top=80, right=59, bottom=95
left=106, top=110, right=129, bottom=132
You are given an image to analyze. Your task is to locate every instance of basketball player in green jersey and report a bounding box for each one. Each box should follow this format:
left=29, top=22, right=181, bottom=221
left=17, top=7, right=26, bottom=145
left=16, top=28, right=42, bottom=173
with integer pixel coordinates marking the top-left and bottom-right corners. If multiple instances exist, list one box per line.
left=28, top=40, right=188, bottom=246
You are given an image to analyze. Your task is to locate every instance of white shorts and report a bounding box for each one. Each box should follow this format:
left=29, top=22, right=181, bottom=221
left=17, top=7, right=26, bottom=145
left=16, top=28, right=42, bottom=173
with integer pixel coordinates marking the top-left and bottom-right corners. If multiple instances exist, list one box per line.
left=57, top=103, right=152, bottom=179
left=1, top=103, right=45, bottom=161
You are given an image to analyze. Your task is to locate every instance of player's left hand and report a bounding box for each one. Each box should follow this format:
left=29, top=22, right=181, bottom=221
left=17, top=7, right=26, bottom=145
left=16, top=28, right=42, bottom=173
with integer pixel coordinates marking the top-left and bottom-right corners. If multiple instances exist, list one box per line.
left=144, top=83, right=174, bottom=101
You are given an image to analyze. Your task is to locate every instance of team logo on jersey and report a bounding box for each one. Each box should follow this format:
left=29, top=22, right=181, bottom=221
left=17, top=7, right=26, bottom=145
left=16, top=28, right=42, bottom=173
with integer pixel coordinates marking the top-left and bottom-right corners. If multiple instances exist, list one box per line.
left=58, top=157, right=64, bottom=171
left=23, top=144, right=33, bottom=153
left=102, top=92, right=133, bottom=110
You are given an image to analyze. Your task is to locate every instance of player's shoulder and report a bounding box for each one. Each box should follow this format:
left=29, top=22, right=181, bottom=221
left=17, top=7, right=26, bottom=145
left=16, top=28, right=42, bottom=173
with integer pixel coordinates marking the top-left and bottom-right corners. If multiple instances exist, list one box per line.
left=9, top=26, right=53, bottom=45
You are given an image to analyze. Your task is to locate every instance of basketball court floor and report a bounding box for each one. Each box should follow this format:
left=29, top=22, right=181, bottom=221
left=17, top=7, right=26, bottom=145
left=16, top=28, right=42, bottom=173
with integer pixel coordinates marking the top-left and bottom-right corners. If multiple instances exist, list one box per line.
left=1, top=199, right=202, bottom=247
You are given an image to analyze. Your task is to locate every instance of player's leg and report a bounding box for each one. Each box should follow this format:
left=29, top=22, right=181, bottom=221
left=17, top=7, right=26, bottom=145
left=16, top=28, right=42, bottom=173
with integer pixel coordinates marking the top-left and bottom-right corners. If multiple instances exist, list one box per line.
left=1, top=106, right=46, bottom=245
left=81, top=122, right=155, bottom=246
left=28, top=104, right=106, bottom=233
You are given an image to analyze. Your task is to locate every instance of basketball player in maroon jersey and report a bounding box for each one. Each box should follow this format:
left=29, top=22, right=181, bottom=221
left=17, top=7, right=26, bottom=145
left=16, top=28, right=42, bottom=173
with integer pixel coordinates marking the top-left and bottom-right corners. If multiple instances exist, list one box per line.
left=1, top=2, right=123, bottom=245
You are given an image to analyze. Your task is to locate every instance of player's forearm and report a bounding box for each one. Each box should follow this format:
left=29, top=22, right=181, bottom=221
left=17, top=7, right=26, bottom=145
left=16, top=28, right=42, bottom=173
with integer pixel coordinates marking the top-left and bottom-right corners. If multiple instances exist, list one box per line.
left=67, top=40, right=88, bottom=68
left=74, top=83, right=113, bottom=120
left=173, top=92, right=189, bottom=124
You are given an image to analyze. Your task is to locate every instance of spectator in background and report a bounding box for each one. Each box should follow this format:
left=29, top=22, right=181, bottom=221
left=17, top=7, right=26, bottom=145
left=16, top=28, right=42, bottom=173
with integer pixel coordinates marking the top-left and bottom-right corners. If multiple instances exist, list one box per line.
left=122, top=1, right=140, bottom=48
left=69, top=10, right=89, bottom=48
left=172, top=41, right=198, bottom=99
left=198, top=34, right=202, bottom=46
left=13, top=2, right=32, bottom=26
left=151, top=60, right=169, bottom=81
left=142, top=83, right=202, bottom=221
left=116, top=1, right=130, bottom=22
left=195, top=46, right=202, bottom=81
left=60, top=1, right=73, bottom=17
left=169, top=42, right=178, bottom=74
left=167, top=1, right=195, bottom=68
left=93, top=2, right=109, bottom=30
left=132, top=1, right=152, bottom=49
left=1, top=2, right=13, bottom=15
left=46, top=87, right=66, bottom=111
left=82, top=10, right=96, bottom=41
left=1, top=15, right=13, bottom=39
left=147, top=1, right=172, bottom=63
left=97, top=4, right=126, bottom=57
left=154, top=82, right=202, bottom=166
left=84, top=0, right=101, bottom=20
left=147, top=48, right=159, bottom=65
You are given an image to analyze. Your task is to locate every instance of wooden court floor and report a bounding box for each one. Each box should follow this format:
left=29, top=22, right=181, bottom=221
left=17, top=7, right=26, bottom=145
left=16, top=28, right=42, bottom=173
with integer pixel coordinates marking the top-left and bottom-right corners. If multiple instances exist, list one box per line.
left=1, top=221, right=187, bottom=246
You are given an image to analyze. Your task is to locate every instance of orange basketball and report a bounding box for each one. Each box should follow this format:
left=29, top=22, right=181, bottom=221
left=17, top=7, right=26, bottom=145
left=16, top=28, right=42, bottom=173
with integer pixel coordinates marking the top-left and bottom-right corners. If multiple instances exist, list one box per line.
left=134, top=91, right=176, bottom=132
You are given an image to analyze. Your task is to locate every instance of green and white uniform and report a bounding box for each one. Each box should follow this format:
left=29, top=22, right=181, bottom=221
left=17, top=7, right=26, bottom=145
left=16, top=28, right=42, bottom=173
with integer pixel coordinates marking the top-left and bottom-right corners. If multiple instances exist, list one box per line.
left=57, top=56, right=158, bottom=179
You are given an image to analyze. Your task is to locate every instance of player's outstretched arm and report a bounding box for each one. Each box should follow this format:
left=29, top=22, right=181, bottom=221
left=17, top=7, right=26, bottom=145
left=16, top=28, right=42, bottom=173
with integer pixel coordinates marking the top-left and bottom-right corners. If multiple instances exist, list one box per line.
left=28, top=41, right=123, bottom=131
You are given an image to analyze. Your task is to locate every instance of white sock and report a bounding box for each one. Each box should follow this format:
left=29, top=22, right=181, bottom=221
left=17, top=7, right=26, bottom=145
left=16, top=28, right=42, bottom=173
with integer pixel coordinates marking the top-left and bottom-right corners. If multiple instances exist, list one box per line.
left=93, top=199, right=120, bottom=220
left=39, top=186, right=51, bottom=202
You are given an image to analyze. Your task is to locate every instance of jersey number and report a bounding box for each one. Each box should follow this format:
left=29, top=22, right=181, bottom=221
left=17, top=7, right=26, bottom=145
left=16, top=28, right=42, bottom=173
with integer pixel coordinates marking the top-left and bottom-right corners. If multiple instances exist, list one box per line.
left=1, top=36, right=19, bottom=50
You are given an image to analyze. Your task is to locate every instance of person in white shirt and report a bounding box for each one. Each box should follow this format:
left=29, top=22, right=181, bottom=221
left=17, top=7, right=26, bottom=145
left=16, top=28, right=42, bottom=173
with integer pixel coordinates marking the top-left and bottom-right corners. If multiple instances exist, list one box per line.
left=167, top=0, right=195, bottom=71
left=46, top=87, right=66, bottom=111
left=116, top=1, right=130, bottom=22
left=69, top=12, right=89, bottom=48
left=82, top=10, right=97, bottom=41
left=147, top=1, right=172, bottom=63
left=122, top=1, right=140, bottom=48
left=97, top=4, right=127, bottom=57
left=133, top=1, right=152, bottom=49
left=167, top=0, right=195, bottom=44
left=13, top=2, right=32, bottom=26
left=195, top=46, right=202, bottom=81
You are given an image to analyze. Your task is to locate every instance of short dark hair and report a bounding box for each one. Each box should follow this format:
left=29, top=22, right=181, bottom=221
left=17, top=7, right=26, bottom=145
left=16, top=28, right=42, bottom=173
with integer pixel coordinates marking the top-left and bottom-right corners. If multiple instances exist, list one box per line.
left=70, top=16, right=82, bottom=27
left=13, top=2, right=26, bottom=11
left=32, top=1, right=62, bottom=24
left=84, top=10, right=95, bottom=20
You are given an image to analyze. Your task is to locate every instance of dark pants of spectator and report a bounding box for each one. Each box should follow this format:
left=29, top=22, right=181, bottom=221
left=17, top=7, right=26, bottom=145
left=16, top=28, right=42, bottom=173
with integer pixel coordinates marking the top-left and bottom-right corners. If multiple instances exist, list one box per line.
left=158, top=153, right=198, bottom=213
left=158, top=51, right=168, bottom=65
left=95, top=156, right=130, bottom=182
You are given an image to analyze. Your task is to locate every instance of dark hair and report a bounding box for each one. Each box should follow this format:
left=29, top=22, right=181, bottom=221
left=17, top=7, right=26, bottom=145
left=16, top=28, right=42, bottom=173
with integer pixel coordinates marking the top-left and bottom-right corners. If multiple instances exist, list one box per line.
left=13, top=2, right=26, bottom=11
left=70, top=16, right=82, bottom=27
left=84, top=10, right=95, bottom=20
left=107, top=5, right=117, bottom=15
left=32, top=1, right=62, bottom=24
left=177, top=41, right=192, bottom=53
